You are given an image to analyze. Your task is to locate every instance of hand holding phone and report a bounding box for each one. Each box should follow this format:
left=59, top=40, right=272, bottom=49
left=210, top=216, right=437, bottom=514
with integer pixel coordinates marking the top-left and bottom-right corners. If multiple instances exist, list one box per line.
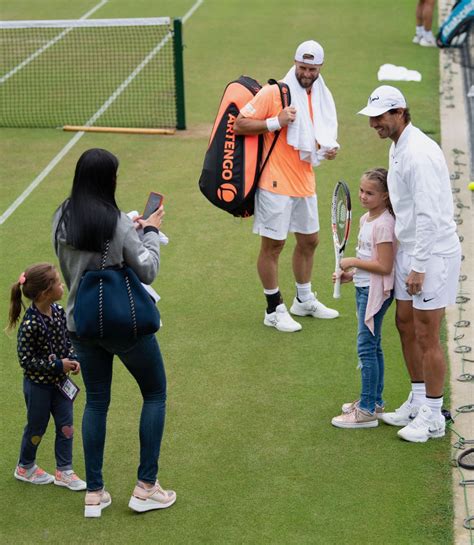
left=142, top=192, right=164, bottom=220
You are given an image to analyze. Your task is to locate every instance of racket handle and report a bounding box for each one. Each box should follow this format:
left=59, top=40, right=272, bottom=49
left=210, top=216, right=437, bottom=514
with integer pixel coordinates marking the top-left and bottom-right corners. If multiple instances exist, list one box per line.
left=333, top=276, right=341, bottom=299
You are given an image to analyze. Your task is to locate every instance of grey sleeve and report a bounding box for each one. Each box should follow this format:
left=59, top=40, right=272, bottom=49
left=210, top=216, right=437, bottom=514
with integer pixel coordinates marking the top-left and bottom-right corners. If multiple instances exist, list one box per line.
left=122, top=226, right=160, bottom=284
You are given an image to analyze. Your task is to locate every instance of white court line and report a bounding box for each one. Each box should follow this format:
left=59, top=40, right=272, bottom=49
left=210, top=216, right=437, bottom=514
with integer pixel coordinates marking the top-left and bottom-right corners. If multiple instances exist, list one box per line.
left=0, top=0, right=109, bottom=85
left=0, top=0, right=204, bottom=226
left=183, top=0, right=203, bottom=22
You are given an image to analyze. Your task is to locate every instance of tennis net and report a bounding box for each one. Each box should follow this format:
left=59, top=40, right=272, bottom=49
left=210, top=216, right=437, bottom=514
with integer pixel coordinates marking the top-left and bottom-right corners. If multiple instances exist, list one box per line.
left=0, top=17, right=186, bottom=130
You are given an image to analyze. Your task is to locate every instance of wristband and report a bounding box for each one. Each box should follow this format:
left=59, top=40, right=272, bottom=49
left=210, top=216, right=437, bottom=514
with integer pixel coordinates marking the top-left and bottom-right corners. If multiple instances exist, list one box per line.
left=266, top=116, right=281, bottom=132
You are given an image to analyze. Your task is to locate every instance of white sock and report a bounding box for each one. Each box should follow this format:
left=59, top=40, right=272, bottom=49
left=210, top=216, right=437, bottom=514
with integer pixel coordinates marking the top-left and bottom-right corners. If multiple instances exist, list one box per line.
left=296, top=282, right=312, bottom=302
left=423, top=28, right=434, bottom=40
left=411, top=382, right=426, bottom=406
left=425, top=396, right=443, bottom=418
left=263, top=287, right=279, bottom=296
left=416, top=25, right=423, bottom=36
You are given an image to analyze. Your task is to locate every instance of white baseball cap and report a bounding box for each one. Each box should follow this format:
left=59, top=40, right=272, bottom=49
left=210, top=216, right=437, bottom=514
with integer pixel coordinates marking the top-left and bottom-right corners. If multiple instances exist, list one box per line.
left=294, top=40, right=324, bottom=65
left=358, top=85, right=407, bottom=116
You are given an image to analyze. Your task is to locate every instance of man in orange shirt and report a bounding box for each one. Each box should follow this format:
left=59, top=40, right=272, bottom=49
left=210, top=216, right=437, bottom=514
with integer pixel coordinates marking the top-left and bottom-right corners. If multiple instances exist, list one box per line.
left=233, top=40, right=339, bottom=332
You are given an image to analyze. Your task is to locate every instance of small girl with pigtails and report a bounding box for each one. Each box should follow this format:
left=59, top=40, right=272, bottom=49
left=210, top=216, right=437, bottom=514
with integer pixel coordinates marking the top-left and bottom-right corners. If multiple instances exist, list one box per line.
left=7, top=263, right=86, bottom=490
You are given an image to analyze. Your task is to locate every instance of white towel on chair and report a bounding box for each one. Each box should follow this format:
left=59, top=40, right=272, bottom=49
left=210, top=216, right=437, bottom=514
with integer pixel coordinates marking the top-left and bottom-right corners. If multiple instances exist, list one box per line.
left=283, top=66, right=339, bottom=166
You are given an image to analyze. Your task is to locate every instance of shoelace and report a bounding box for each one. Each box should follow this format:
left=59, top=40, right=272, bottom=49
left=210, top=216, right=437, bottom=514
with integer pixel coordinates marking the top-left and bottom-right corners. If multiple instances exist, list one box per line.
left=407, top=411, right=431, bottom=429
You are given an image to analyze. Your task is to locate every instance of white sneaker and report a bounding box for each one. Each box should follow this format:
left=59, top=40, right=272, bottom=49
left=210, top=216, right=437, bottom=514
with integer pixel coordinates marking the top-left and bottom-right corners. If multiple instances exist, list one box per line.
left=379, top=392, right=420, bottom=426
left=290, top=293, right=339, bottom=319
left=412, top=34, right=422, bottom=44
left=397, top=405, right=446, bottom=443
left=264, top=303, right=302, bottom=332
left=420, top=35, right=437, bottom=47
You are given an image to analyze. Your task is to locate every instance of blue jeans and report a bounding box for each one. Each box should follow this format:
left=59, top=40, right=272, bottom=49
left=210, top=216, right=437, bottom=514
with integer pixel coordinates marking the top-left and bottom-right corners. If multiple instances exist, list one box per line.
left=71, top=333, right=167, bottom=491
left=19, top=378, right=74, bottom=470
left=356, top=287, right=393, bottom=413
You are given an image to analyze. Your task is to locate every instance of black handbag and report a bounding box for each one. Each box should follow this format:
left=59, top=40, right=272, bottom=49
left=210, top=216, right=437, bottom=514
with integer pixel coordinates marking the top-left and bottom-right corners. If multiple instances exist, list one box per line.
left=74, top=241, right=160, bottom=339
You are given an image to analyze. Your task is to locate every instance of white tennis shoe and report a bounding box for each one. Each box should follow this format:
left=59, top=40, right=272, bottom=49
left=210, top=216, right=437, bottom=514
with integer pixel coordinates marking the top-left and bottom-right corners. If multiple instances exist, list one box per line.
left=379, top=392, right=420, bottom=427
left=264, top=303, right=302, bottom=332
left=420, top=35, right=437, bottom=47
left=290, top=293, right=339, bottom=319
left=412, top=34, right=422, bottom=44
left=397, top=405, right=446, bottom=443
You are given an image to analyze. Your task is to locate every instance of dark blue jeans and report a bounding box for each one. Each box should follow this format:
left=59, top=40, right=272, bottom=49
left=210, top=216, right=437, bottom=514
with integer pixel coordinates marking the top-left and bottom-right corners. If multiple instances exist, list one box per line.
left=356, top=287, right=393, bottom=413
left=71, top=333, right=167, bottom=491
left=19, top=378, right=74, bottom=470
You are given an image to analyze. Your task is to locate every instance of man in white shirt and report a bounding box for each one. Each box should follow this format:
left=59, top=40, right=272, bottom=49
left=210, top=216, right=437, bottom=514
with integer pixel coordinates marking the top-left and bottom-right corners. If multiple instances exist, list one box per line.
left=358, top=85, right=461, bottom=443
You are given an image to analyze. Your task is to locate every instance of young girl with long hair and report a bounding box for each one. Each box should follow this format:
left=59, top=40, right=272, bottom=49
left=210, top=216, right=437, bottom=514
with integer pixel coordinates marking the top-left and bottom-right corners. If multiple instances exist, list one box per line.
left=331, top=168, right=397, bottom=428
left=8, top=263, right=85, bottom=489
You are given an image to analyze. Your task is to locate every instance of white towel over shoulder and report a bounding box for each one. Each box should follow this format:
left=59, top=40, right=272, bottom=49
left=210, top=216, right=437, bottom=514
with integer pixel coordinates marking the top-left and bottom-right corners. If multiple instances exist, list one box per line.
left=283, top=66, right=339, bottom=166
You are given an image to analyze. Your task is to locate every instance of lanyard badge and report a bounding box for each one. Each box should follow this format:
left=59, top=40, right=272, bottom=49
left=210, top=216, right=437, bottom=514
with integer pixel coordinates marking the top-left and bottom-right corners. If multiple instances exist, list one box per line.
left=58, top=377, right=80, bottom=402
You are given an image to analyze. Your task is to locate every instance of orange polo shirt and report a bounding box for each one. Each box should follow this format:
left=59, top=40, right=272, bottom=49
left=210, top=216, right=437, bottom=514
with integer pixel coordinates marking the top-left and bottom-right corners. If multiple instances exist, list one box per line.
left=240, top=84, right=315, bottom=197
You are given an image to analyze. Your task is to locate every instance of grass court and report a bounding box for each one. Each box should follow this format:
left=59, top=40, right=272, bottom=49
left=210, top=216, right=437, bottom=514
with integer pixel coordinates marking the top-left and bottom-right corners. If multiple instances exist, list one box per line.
left=0, top=1, right=452, bottom=543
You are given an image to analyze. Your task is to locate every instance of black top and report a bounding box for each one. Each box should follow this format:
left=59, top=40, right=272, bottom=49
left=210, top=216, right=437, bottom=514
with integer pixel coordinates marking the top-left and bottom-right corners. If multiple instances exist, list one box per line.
left=17, top=303, right=77, bottom=386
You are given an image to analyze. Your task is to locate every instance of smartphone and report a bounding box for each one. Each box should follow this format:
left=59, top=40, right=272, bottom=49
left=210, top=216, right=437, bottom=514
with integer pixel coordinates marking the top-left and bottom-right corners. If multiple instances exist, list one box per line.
left=142, top=192, right=164, bottom=219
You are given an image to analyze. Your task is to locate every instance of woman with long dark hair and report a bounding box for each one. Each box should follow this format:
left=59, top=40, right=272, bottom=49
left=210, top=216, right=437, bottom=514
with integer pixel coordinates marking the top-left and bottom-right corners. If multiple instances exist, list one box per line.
left=53, top=148, right=175, bottom=518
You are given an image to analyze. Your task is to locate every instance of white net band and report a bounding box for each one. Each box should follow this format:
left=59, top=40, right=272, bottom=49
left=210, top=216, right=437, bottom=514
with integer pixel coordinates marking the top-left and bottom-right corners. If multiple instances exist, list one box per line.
left=0, top=18, right=171, bottom=30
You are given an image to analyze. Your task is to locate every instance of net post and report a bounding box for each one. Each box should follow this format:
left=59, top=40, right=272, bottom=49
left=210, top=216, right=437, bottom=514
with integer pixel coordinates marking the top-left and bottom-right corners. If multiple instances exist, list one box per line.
left=173, top=18, right=186, bottom=130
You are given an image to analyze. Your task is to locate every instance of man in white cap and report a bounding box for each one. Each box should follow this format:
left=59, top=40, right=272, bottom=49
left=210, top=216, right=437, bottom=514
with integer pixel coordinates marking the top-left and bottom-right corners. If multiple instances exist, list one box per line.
left=233, top=40, right=340, bottom=332
left=358, top=85, right=461, bottom=442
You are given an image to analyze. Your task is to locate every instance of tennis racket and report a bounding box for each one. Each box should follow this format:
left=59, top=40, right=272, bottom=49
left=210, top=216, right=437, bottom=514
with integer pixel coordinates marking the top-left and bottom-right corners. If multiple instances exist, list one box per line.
left=331, top=180, right=352, bottom=299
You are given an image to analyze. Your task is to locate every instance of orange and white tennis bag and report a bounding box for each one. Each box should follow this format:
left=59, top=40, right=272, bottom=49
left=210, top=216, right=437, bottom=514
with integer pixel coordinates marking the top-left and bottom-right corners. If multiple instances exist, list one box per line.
left=198, top=76, right=290, bottom=218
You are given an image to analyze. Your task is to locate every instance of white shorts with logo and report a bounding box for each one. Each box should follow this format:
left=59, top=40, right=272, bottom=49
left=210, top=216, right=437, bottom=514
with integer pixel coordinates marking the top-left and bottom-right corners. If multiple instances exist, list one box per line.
left=394, top=248, right=461, bottom=310
left=253, top=189, right=319, bottom=241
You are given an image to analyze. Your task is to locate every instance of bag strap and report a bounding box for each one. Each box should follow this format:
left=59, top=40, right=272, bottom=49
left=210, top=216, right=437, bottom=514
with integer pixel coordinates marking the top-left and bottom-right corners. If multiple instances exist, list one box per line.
left=100, top=240, right=110, bottom=270
left=257, top=80, right=292, bottom=180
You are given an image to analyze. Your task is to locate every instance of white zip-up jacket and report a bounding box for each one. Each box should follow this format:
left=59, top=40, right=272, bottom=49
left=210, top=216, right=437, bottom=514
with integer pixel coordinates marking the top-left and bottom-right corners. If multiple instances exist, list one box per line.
left=387, top=123, right=460, bottom=272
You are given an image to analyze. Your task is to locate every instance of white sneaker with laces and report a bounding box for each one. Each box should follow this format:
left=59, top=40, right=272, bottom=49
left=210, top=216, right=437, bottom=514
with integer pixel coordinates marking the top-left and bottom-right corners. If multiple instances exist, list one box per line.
left=264, top=303, right=302, bottom=332
left=420, top=35, right=437, bottom=47
left=290, top=293, right=339, bottom=319
left=412, top=34, right=422, bottom=44
left=397, top=405, right=446, bottom=442
left=379, top=392, right=420, bottom=426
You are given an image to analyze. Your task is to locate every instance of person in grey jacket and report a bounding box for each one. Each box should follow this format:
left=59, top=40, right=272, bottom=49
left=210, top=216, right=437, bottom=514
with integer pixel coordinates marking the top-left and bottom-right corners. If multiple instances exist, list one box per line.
left=53, top=148, right=175, bottom=517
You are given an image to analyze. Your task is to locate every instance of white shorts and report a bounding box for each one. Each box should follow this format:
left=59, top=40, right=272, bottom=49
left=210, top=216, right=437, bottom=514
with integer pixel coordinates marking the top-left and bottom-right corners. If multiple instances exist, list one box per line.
left=253, top=189, right=319, bottom=241
left=394, top=248, right=461, bottom=310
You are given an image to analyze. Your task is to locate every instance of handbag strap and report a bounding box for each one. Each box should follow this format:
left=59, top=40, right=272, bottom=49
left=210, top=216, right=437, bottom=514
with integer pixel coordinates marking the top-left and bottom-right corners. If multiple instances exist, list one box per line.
left=124, top=273, right=138, bottom=338
left=100, top=240, right=110, bottom=270
left=98, top=240, right=110, bottom=338
left=97, top=243, right=139, bottom=339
